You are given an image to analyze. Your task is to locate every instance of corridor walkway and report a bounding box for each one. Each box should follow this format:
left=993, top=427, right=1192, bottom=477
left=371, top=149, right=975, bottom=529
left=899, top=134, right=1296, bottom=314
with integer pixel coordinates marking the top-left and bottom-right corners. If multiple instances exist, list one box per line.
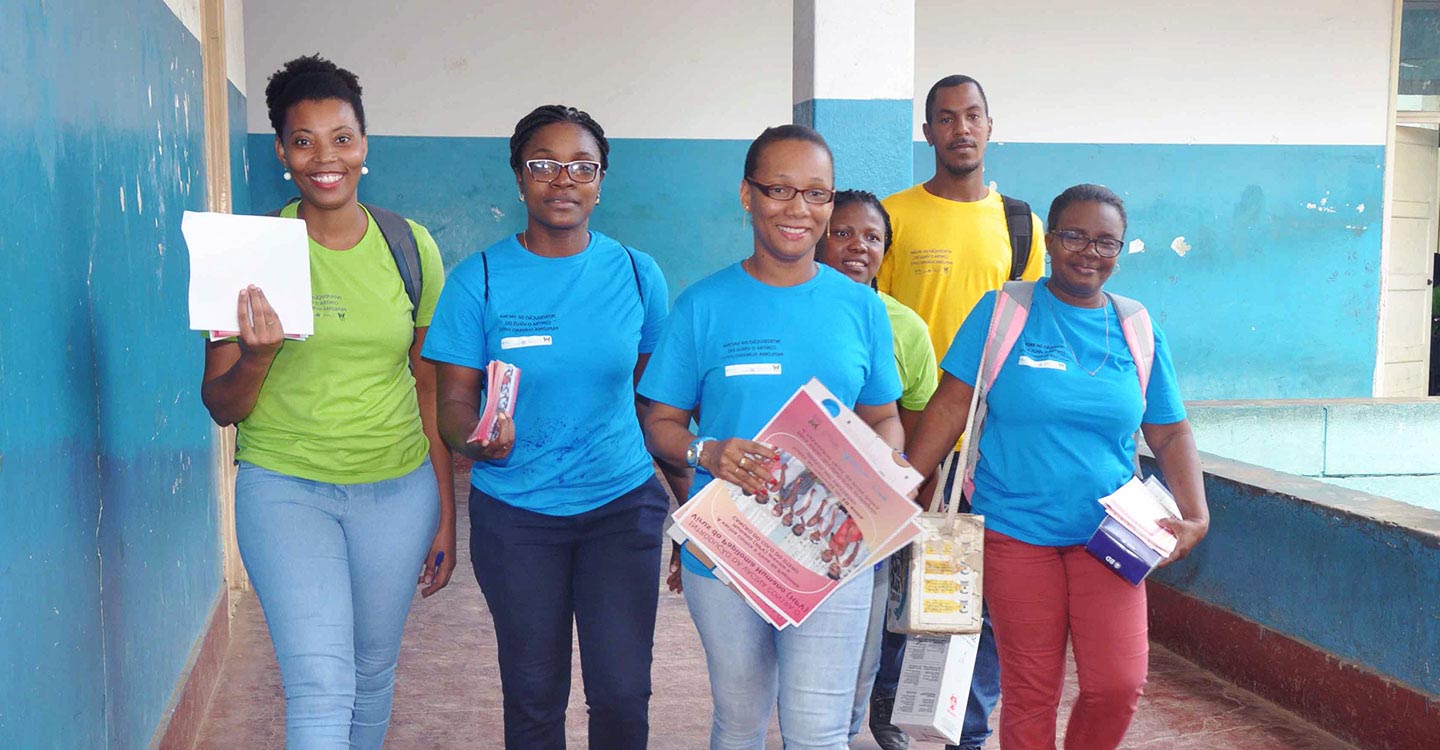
left=194, top=470, right=1359, bottom=749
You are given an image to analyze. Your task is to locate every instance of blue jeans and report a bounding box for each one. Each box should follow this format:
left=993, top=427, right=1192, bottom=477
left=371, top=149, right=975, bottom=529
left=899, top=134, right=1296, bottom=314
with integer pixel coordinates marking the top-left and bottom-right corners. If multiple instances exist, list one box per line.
left=683, top=563, right=873, bottom=750
left=235, top=459, right=440, bottom=750
left=469, top=477, right=668, bottom=750
left=849, top=558, right=898, bottom=740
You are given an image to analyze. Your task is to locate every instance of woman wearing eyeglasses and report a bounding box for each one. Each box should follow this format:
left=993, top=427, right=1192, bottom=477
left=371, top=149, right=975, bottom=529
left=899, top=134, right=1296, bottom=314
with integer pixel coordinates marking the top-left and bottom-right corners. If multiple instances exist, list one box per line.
left=639, top=125, right=903, bottom=750
left=421, top=105, right=676, bottom=750
left=904, top=184, right=1209, bottom=750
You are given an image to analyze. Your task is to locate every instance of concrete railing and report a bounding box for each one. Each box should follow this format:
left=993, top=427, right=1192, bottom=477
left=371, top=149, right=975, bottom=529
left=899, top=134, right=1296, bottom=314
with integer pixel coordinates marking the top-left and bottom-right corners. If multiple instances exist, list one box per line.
left=1142, top=446, right=1440, bottom=750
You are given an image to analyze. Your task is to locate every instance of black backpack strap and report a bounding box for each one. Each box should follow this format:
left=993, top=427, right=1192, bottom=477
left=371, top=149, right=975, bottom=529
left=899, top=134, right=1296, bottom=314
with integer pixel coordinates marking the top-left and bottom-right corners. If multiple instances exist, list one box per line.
left=622, top=244, right=643, bottom=306
left=482, top=252, right=490, bottom=303
left=1001, top=195, right=1033, bottom=281
left=266, top=197, right=301, bottom=218
left=361, top=203, right=423, bottom=324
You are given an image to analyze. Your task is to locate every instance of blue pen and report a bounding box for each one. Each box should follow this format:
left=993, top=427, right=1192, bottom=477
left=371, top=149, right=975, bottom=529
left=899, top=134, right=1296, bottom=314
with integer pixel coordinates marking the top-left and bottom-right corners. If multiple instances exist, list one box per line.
left=434, top=550, right=445, bottom=569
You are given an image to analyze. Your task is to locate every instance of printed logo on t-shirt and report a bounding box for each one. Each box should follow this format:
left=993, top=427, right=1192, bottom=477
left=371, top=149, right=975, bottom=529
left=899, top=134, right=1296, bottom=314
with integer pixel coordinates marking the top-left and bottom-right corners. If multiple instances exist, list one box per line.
left=908, top=248, right=953, bottom=275
left=500, top=313, right=559, bottom=334
left=722, top=338, right=783, bottom=360
left=313, top=293, right=348, bottom=321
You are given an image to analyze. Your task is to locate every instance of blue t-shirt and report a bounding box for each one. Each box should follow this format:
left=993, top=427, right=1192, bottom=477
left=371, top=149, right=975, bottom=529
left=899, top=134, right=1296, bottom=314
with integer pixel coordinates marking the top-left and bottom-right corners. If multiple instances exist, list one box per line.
left=639, top=262, right=902, bottom=575
left=941, top=279, right=1187, bottom=546
left=422, top=231, right=669, bottom=516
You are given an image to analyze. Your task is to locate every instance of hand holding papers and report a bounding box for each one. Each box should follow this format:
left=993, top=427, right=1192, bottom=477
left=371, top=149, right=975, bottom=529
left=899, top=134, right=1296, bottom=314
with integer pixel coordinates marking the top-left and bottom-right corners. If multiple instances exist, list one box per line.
left=182, top=211, right=313, bottom=339
left=1086, top=475, right=1182, bottom=585
left=670, top=379, right=925, bottom=629
left=468, top=360, right=521, bottom=444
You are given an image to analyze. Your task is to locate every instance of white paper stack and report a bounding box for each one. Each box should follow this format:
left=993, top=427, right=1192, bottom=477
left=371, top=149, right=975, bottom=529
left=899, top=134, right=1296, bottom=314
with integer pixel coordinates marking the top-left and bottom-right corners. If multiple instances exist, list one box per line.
left=182, top=211, right=313, bottom=340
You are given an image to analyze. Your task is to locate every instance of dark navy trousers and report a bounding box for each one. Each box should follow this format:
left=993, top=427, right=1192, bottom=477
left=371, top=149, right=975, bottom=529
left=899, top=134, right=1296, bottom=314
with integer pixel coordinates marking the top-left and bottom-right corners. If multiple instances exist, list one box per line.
left=469, top=476, right=669, bottom=750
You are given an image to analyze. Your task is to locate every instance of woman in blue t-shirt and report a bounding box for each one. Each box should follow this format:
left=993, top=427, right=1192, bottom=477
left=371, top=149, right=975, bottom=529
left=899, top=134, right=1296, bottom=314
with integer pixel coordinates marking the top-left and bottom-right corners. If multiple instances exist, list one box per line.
left=904, top=184, right=1210, bottom=750
left=422, top=105, right=678, bottom=750
left=639, top=125, right=904, bottom=750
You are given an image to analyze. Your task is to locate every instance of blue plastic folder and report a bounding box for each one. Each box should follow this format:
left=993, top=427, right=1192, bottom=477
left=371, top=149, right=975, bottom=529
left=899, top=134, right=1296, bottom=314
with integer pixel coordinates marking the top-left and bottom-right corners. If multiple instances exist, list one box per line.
left=1085, top=515, right=1164, bottom=586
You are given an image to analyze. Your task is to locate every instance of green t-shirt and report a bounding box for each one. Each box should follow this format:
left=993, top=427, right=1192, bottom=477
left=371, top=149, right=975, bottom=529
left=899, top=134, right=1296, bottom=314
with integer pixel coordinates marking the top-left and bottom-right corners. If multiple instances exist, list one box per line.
left=881, top=292, right=939, bottom=411
left=236, top=204, right=445, bottom=483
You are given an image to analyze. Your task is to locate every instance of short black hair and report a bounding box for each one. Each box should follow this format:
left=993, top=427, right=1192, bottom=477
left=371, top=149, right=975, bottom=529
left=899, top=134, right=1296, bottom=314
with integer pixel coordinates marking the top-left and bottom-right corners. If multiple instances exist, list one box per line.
left=265, top=54, right=366, bottom=137
left=509, top=105, right=610, bottom=173
left=1048, top=184, right=1128, bottom=235
left=832, top=190, right=893, bottom=252
left=743, top=124, right=833, bottom=179
left=924, top=74, right=988, bottom=124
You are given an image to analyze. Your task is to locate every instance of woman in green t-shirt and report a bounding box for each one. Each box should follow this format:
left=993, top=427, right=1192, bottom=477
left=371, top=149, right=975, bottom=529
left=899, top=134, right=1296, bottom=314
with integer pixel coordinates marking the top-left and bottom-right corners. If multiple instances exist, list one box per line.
left=199, top=55, right=453, bottom=750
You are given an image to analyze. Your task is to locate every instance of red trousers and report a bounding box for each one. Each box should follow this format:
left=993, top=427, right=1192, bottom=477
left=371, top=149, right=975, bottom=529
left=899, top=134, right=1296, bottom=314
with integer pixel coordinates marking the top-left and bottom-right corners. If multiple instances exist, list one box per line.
left=984, top=529, right=1149, bottom=750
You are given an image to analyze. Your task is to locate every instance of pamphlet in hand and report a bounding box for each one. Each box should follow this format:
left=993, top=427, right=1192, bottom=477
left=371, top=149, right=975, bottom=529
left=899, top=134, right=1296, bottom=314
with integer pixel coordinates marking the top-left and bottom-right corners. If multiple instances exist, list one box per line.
left=182, top=211, right=314, bottom=338
left=1086, top=475, right=1182, bottom=585
left=672, top=379, right=924, bottom=629
left=1098, top=475, right=1181, bottom=556
left=468, top=360, right=520, bottom=443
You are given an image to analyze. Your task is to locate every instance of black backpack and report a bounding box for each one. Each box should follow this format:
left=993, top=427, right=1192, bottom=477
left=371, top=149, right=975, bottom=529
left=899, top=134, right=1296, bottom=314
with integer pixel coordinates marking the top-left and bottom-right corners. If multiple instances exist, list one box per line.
left=1001, top=195, right=1033, bottom=281
left=269, top=199, right=423, bottom=323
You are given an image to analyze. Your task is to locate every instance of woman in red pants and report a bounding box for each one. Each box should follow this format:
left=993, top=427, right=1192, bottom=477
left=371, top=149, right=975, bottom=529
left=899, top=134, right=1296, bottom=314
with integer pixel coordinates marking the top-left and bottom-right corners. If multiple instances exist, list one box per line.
left=905, top=184, right=1210, bottom=750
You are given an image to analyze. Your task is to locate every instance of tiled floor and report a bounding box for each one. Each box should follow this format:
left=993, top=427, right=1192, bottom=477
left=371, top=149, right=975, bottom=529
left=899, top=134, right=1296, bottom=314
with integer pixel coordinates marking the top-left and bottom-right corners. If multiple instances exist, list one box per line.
left=195, top=474, right=1359, bottom=750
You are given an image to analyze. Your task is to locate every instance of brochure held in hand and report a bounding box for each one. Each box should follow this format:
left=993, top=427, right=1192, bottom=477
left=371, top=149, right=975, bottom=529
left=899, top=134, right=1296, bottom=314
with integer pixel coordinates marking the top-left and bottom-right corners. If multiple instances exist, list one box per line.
left=669, top=379, right=925, bottom=629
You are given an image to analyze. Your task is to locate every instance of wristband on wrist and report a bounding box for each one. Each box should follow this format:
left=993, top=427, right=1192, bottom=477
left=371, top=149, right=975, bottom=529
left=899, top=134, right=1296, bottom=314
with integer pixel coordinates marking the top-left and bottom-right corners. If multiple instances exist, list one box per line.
left=686, top=436, right=716, bottom=469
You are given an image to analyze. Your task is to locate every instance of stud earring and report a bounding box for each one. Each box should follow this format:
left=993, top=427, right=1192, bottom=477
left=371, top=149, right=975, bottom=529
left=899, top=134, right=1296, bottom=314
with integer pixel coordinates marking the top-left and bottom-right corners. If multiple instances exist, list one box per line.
left=595, top=194, right=601, bottom=205
left=361, top=164, right=370, bottom=175
left=518, top=193, right=525, bottom=202
left=283, top=170, right=292, bottom=181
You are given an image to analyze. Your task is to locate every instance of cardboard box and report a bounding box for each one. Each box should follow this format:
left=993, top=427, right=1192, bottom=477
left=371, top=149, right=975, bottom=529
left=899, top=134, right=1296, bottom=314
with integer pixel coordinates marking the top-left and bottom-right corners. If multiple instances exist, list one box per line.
left=1085, top=515, right=1164, bottom=586
left=890, top=633, right=981, bottom=744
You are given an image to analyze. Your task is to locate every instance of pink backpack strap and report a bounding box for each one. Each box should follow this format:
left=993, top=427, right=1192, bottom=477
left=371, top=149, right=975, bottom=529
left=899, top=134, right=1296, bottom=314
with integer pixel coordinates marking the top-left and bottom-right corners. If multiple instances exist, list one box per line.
left=960, top=281, right=1036, bottom=498
left=1107, top=293, right=1155, bottom=401
left=979, top=281, right=1035, bottom=392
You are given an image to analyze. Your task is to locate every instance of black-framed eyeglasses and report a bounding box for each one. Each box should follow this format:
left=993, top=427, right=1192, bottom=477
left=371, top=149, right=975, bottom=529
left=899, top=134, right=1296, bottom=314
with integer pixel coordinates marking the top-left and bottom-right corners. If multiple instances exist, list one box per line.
left=1049, top=229, right=1124, bottom=258
left=524, top=159, right=602, bottom=184
left=745, top=177, right=835, bottom=205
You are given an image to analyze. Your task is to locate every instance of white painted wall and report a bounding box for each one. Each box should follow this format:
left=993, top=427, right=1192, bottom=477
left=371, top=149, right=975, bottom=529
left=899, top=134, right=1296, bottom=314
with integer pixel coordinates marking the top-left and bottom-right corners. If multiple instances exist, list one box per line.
left=160, top=0, right=201, bottom=41
left=226, top=0, right=245, bottom=94
left=243, top=0, right=791, bottom=139
left=794, top=0, right=913, bottom=102
left=914, top=0, right=1395, bottom=145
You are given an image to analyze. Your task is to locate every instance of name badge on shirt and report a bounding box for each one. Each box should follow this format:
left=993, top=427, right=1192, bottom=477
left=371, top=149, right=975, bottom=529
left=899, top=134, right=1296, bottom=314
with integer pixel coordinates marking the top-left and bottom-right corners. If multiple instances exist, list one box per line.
left=1018, top=355, right=1067, bottom=371
left=501, top=335, right=553, bottom=350
left=725, top=363, right=782, bottom=377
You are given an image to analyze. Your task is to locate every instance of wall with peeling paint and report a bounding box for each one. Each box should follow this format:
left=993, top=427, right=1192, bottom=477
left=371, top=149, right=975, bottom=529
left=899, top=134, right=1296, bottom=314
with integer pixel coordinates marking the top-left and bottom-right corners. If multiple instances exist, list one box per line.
left=916, top=143, right=1386, bottom=399
left=906, top=0, right=1394, bottom=399
left=0, top=1, right=223, bottom=748
left=241, top=0, right=1393, bottom=402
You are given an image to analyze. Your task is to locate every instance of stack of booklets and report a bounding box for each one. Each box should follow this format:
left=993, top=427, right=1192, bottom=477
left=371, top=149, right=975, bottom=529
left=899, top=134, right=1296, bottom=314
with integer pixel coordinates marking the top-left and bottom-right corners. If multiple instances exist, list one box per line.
left=468, top=360, right=520, bottom=443
left=1085, top=474, right=1182, bottom=585
left=669, top=379, right=925, bottom=629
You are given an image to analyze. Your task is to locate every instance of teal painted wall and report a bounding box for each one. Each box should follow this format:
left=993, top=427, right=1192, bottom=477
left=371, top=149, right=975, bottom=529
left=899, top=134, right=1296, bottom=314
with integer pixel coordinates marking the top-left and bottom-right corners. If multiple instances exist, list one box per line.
left=1189, top=400, right=1440, bottom=512
left=249, top=134, right=759, bottom=295
left=250, top=138, right=1383, bottom=401
left=916, top=142, right=1385, bottom=400
left=1147, top=455, right=1440, bottom=698
left=795, top=98, right=913, bottom=200
left=1, top=1, right=224, bottom=747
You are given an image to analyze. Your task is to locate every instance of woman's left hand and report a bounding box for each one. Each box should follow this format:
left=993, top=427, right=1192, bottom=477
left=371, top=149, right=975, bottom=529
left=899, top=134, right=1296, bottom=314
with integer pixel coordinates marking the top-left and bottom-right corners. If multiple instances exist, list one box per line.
left=418, top=520, right=457, bottom=597
left=1156, top=517, right=1208, bottom=567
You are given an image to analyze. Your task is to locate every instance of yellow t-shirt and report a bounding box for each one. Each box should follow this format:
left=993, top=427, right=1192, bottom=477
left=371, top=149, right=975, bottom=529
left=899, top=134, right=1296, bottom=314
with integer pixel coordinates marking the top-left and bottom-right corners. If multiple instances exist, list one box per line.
left=236, top=204, right=445, bottom=484
left=876, top=185, right=1045, bottom=364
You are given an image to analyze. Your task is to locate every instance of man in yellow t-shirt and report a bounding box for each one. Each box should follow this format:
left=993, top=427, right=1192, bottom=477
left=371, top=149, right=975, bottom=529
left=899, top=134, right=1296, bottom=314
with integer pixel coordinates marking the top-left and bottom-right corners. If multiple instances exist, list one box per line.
left=877, top=76, right=1044, bottom=366
left=874, top=74, right=1042, bottom=750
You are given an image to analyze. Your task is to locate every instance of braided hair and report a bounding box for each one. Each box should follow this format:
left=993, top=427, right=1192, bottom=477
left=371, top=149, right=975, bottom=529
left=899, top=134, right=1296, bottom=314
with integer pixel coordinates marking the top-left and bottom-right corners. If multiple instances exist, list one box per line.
left=509, top=105, right=609, bottom=172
